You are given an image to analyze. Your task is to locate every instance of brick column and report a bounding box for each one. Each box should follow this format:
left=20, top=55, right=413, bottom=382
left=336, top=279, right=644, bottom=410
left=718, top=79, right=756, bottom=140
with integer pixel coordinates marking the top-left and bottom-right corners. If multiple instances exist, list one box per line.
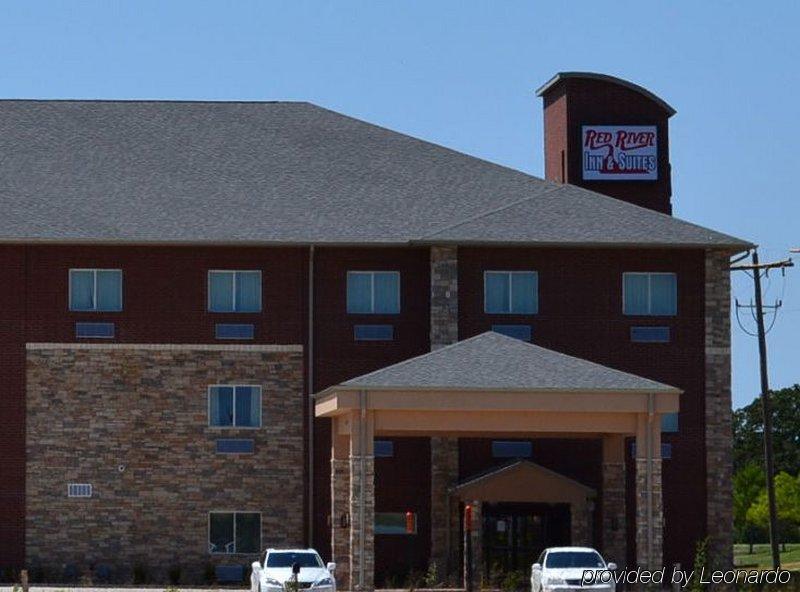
left=602, top=435, right=627, bottom=566
left=570, top=502, right=591, bottom=547
left=635, top=413, right=663, bottom=570
left=705, top=250, right=734, bottom=571
left=430, top=246, right=460, bottom=581
left=331, top=425, right=351, bottom=590
left=349, top=409, right=375, bottom=592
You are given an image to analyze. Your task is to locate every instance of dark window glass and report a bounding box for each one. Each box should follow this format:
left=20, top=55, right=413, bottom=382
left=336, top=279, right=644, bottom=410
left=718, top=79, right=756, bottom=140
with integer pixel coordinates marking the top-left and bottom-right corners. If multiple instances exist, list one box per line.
left=545, top=551, right=605, bottom=568
left=491, top=324, right=532, bottom=342
left=266, top=552, right=323, bottom=568
left=374, top=440, right=394, bottom=457
left=216, top=439, right=255, bottom=454
left=216, top=324, right=255, bottom=340
left=354, top=325, right=394, bottom=341
left=235, top=512, right=261, bottom=554
left=492, top=440, right=532, bottom=458
left=75, top=322, right=115, bottom=339
left=630, top=326, right=670, bottom=343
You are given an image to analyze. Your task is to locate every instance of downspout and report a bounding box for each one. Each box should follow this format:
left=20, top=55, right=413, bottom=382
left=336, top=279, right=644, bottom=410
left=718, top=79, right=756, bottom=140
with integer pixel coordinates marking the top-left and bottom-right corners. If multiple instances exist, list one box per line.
left=646, top=393, right=655, bottom=569
left=307, top=245, right=315, bottom=546
left=359, top=389, right=367, bottom=590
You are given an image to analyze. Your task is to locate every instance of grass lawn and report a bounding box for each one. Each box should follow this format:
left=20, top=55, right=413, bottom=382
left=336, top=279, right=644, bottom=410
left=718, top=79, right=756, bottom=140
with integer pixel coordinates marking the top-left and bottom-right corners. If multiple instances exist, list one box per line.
left=734, top=543, right=800, bottom=570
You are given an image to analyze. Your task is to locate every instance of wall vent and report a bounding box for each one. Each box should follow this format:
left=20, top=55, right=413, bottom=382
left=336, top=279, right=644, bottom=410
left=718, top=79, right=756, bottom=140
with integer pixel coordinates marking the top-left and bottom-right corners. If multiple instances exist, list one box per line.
left=67, top=483, right=92, bottom=498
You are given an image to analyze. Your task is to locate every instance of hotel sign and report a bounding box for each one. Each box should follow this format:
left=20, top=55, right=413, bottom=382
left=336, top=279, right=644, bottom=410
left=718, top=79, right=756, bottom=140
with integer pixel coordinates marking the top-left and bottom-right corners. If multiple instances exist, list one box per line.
left=582, top=125, right=657, bottom=181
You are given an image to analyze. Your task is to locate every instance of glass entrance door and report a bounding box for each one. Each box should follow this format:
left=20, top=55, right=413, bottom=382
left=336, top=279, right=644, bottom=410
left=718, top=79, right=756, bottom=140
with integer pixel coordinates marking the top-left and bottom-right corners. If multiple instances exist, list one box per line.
left=482, top=503, right=570, bottom=576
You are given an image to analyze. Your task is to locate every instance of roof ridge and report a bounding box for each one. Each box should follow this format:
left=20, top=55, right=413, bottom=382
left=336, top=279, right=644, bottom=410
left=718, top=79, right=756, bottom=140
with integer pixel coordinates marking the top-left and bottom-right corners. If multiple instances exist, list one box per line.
left=418, top=184, right=563, bottom=240
left=0, top=98, right=304, bottom=104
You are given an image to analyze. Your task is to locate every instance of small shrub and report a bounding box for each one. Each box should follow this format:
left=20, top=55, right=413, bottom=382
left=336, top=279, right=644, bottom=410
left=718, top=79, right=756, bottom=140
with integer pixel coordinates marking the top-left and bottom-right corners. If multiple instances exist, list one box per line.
left=165, top=586, right=181, bottom=592
left=168, top=565, right=182, bottom=585
left=689, top=537, right=709, bottom=592
left=500, top=569, right=525, bottom=592
left=132, top=562, right=148, bottom=585
left=423, top=561, right=439, bottom=588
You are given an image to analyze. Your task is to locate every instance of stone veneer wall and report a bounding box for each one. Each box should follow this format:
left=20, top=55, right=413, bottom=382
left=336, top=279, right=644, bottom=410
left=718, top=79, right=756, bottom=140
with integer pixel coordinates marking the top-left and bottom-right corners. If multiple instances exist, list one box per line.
left=349, top=455, right=375, bottom=591
left=429, top=246, right=460, bottom=581
left=635, top=458, right=663, bottom=569
left=26, top=343, right=305, bottom=583
left=601, top=461, right=627, bottom=565
left=704, top=251, right=734, bottom=570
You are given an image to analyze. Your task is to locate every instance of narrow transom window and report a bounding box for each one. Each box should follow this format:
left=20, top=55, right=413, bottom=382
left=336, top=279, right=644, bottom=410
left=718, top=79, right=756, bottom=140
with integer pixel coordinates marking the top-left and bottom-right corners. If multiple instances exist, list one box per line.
left=208, top=271, right=262, bottom=313
left=208, top=385, right=262, bottom=428
left=69, top=269, right=122, bottom=312
left=623, top=272, right=677, bottom=316
left=208, top=512, right=261, bottom=554
left=347, top=271, right=400, bottom=314
left=492, top=440, right=533, bottom=458
left=484, top=271, right=538, bottom=314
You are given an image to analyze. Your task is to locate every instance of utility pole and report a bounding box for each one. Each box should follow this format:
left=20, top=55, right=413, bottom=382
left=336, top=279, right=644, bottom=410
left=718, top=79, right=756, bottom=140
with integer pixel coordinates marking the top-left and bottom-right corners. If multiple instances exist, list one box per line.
left=730, top=250, right=793, bottom=570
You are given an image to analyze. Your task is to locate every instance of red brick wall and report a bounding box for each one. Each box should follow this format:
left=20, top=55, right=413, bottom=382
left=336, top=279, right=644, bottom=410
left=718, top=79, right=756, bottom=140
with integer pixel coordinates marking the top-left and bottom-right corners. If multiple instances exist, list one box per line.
left=541, top=76, right=673, bottom=214
left=458, top=246, right=707, bottom=569
left=311, top=247, right=431, bottom=560
left=0, top=245, right=309, bottom=569
left=0, top=246, right=26, bottom=567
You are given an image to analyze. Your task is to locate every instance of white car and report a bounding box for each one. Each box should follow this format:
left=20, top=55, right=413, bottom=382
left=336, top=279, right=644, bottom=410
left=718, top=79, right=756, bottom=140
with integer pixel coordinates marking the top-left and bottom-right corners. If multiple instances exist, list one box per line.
left=531, top=547, right=617, bottom=592
left=251, top=548, right=336, bottom=592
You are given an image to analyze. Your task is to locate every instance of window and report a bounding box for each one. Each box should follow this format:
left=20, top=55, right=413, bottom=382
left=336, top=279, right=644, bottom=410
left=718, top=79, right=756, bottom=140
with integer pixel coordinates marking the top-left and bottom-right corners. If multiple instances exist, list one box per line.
left=347, top=271, right=400, bottom=314
left=492, top=440, right=532, bottom=459
left=354, top=324, right=394, bottom=341
left=623, top=273, right=677, bottom=316
left=69, top=269, right=122, bottom=312
left=208, top=512, right=261, bottom=554
left=630, top=326, right=670, bottom=343
left=67, top=483, right=92, bottom=498
left=375, top=512, right=417, bottom=535
left=484, top=271, right=538, bottom=314
left=215, top=324, right=255, bottom=340
left=266, top=552, right=324, bottom=568
left=216, top=439, right=255, bottom=454
left=374, top=440, right=394, bottom=458
left=208, top=271, right=262, bottom=313
left=75, top=322, right=115, bottom=339
left=491, top=324, right=532, bottom=342
left=661, top=413, right=679, bottom=433
left=208, top=386, right=262, bottom=428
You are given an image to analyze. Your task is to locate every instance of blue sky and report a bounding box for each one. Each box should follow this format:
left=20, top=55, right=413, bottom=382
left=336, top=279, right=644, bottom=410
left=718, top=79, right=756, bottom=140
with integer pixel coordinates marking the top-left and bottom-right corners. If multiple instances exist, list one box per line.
left=2, top=1, right=797, bottom=407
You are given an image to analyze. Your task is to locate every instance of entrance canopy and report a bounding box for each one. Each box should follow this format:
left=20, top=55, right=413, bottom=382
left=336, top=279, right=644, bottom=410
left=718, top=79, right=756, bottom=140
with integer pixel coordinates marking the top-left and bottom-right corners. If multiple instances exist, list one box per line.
left=315, top=331, right=680, bottom=437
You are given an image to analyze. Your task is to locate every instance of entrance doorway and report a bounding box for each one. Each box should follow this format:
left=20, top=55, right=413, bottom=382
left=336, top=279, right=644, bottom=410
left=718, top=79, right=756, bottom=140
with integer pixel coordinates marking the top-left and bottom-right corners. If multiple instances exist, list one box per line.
left=482, top=502, right=570, bottom=576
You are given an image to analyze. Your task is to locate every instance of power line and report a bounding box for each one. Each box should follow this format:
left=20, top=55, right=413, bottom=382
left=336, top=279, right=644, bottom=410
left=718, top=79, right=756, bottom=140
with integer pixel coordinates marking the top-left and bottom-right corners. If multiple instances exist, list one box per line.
left=730, top=251, right=793, bottom=570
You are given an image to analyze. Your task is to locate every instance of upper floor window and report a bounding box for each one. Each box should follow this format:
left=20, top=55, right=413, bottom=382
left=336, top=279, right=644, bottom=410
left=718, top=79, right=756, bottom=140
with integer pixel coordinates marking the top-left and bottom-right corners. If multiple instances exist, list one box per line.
left=208, top=271, right=261, bottom=313
left=69, top=269, right=122, bottom=312
left=208, top=385, right=262, bottom=428
left=484, top=271, right=538, bottom=314
left=347, top=271, right=400, bottom=314
left=623, top=272, right=677, bottom=316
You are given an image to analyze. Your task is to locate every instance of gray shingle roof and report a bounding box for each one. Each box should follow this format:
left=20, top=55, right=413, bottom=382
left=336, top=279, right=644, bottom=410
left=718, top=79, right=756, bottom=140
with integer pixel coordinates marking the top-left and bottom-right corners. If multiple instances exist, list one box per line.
left=0, top=100, right=749, bottom=248
left=340, top=331, right=679, bottom=392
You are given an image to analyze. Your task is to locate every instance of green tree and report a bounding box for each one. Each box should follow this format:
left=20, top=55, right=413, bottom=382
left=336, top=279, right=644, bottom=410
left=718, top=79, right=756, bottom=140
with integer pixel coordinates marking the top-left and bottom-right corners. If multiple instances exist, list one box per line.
left=733, top=384, right=800, bottom=474
left=746, top=472, right=800, bottom=547
left=733, top=463, right=765, bottom=548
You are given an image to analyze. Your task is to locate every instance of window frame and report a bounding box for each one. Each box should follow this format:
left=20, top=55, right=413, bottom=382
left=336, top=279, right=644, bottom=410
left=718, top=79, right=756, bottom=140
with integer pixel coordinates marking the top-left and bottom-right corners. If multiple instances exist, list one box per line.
left=346, top=271, right=401, bottom=315
left=483, top=270, right=539, bottom=315
left=207, top=384, right=263, bottom=429
left=68, top=268, right=123, bottom=312
left=622, top=272, right=677, bottom=316
left=207, top=511, right=262, bottom=555
left=207, top=270, right=263, bottom=313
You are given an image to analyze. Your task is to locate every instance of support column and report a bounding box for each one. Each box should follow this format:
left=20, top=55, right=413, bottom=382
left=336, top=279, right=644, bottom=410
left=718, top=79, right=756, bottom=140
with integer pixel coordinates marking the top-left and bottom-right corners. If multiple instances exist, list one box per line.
left=349, top=406, right=375, bottom=592
left=570, top=501, right=591, bottom=547
left=704, top=250, right=734, bottom=571
left=635, top=411, right=663, bottom=570
left=331, top=423, right=351, bottom=590
left=602, top=435, right=627, bottom=566
left=430, top=245, right=460, bottom=581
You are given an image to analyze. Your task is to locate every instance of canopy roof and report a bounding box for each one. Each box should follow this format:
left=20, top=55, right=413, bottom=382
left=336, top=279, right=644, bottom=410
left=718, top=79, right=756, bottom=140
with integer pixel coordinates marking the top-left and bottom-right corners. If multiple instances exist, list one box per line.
left=332, top=331, right=679, bottom=394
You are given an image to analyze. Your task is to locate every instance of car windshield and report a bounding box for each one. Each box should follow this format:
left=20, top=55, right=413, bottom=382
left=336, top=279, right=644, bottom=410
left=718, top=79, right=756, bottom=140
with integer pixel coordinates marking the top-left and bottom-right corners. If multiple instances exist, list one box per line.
left=267, top=552, right=323, bottom=568
left=545, top=551, right=605, bottom=568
